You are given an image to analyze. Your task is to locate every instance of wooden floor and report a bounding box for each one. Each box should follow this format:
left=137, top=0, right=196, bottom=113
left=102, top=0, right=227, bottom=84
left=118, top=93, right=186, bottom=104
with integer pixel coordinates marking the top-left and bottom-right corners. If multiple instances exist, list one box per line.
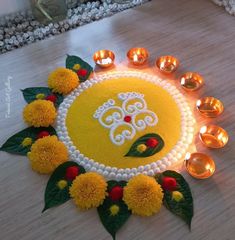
left=0, top=0, right=235, bottom=239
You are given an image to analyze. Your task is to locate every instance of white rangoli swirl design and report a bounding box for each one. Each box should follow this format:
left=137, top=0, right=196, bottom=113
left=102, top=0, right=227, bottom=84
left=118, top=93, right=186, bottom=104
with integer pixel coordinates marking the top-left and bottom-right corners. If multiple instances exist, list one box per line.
left=93, top=92, right=158, bottom=145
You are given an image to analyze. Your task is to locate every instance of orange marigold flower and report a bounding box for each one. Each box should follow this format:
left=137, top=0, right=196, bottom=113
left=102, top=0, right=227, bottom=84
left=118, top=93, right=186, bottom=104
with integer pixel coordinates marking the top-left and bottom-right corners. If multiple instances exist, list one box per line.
left=48, top=67, right=79, bottom=95
left=27, top=136, right=68, bottom=174
left=70, top=172, right=107, bottom=210
left=123, top=174, right=163, bottom=216
left=23, top=100, right=56, bottom=127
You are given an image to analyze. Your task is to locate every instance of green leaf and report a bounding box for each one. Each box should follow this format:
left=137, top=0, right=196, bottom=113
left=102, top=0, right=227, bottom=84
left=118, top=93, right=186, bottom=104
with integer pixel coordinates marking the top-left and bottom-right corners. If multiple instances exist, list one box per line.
left=97, top=198, right=131, bottom=240
left=66, top=55, right=93, bottom=82
left=43, top=161, right=85, bottom=212
left=0, top=126, right=57, bottom=155
left=125, top=133, right=164, bottom=157
left=157, top=170, right=194, bottom=229
left=21, top=87, right=63, bottom=107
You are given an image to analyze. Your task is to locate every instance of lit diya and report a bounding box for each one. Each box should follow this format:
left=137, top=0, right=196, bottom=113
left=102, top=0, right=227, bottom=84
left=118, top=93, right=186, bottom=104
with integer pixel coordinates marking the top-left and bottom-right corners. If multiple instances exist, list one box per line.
left=199, top=125, right=229, bottom=148
left=185, top=152, right=215, bottom=179
left=156, top=56, right=179, bottom=74
left=180, top=72, right=204, bottom=91
left=93, top=50, right=115, bottom=68
left=196, top=97, right=224, bottom=118
left=127, top=47, right=149, bottom=66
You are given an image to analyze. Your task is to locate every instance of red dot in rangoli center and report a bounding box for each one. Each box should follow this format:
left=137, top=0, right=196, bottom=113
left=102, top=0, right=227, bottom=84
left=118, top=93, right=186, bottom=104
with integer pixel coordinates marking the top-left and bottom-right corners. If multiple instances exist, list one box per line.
left=124, top=116, right=132, bottom=122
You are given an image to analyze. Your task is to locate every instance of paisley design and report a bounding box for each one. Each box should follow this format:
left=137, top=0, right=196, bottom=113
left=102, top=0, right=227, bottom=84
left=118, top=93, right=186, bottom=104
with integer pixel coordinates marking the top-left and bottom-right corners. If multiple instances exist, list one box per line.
left=94, top=92, right=158, bottom=146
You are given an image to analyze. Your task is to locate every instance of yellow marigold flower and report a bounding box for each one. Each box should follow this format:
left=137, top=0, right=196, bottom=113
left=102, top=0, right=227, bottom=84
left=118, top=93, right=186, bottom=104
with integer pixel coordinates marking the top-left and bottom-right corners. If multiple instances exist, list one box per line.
left=137, top=144, right=147, bottom=153
left=36, top=93, right=45, bottom=99
left=21, top=137, right=33, bottom=147
left=27, top=136, right=68, bottom=174
left=48, top=67, right=79, bottom=95
left=69, top=172, right=107, bottom=210
left=23, top=100, right=56, bottom=127
left=57, top=180, right=68, bottom=190
left=172, top=191, right=184, bottom=202
left=73, top=64, right=81, bottom=71
left=110, top=204, right=120, bottom=216
left=123, top=174, right=163, bottom=216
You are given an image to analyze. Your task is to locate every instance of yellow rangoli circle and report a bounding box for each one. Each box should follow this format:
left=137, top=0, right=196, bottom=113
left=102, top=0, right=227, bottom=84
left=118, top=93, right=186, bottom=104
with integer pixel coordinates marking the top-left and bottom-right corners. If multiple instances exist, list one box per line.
left=65, top=76, right=181, bottom=169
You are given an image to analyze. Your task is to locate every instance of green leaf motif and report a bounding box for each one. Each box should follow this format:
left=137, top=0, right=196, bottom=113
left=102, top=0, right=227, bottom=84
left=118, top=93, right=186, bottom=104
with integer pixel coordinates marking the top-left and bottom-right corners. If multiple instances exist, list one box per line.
left=97, top=198, right=131, bottom=240
left=66, top=55, right=93, bottom=82
left=158, top=170, right=194, bottom=229
left=0, top=126, right=57, bottom=155
left=125, top=133, right=164, bottom=157
left=43, top=161, right=85, bottom=212
left=21, top=87, right=64, bottom=107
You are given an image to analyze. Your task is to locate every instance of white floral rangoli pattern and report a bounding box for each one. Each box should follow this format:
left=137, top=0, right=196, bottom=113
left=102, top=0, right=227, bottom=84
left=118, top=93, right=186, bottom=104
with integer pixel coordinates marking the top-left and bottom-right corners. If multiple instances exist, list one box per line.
left=93, top=92, right=158, bottom=146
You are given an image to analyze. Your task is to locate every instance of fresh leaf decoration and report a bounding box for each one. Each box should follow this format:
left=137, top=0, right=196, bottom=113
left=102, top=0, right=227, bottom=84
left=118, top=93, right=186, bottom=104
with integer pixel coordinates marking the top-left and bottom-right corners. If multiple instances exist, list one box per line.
left=156, top=170, right=194, bottom=228
left=0, top=126, right=57, bottom=155
left=98, top=199, right=131, bottom=240
left=66, top=55, right=93, bottom=82
left=21, top=87, right=63, bottom=107
left=125, top=133, right=164, bottom=157
left=43, top=161, right=85, bottom=212
left=97, top=180, right=130, bottom=239
left=98, top=181, right=131, bottom=240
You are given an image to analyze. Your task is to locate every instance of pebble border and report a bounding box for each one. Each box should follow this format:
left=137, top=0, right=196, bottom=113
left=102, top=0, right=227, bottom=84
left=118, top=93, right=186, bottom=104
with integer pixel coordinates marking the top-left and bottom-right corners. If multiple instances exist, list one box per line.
left=0, top=0, right=148, bottom=54
left=212, top=0, right=235, bottom=15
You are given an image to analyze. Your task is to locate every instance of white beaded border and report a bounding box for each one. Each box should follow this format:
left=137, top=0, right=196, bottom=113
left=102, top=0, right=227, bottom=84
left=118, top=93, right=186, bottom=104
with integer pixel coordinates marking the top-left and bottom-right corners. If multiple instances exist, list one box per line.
left=56, top=71, right=195, bottom=181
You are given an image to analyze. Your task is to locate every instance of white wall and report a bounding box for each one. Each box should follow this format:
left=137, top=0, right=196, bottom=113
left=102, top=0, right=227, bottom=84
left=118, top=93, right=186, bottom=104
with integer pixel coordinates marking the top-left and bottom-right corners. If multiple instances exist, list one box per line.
left=0, top=0, right=30, bottom=16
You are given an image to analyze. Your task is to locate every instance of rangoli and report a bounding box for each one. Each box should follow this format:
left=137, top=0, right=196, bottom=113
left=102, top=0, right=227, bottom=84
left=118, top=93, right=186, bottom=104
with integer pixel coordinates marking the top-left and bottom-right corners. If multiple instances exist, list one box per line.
left=0, top=55, right=194, bottom=240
